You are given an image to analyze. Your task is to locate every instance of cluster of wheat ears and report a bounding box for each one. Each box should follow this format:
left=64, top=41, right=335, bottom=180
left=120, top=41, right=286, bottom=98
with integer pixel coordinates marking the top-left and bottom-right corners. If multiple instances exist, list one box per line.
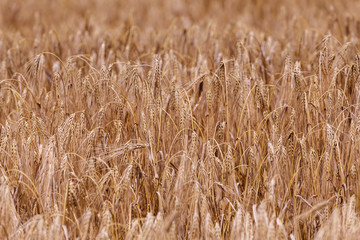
left=2, top=0, right=360, bottom=239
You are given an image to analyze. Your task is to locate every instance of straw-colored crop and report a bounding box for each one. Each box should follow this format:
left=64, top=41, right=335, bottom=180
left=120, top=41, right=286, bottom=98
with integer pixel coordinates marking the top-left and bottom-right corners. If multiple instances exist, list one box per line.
left=1, top=0, right=360, bottom=239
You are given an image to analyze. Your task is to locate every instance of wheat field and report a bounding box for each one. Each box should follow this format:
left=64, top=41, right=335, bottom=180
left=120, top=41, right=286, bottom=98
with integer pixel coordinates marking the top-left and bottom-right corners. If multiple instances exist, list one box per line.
left=1, top=0, right=360, bottom=239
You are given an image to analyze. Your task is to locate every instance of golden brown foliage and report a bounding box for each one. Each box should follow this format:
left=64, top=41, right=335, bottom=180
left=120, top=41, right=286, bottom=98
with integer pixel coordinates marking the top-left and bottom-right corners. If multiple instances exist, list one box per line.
left=1, top=0, right=360, bottom=239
